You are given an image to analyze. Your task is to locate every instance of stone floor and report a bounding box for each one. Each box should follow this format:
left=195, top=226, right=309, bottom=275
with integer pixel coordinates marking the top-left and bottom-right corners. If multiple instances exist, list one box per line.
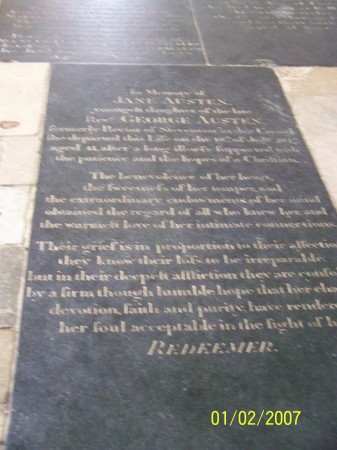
left=0, top=64, right=336, bottom=447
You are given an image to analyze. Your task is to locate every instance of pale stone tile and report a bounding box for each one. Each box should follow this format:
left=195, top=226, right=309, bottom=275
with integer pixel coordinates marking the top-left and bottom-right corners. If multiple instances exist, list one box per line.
left=0, top=329, right=15, bottom=404
left=300, top=132, right=337, bottom=210
left=23, top=186, right=37, bottom=247
left=0, top=136, right=42, bottom=185
left=0, top=186, right=32, bottom=245
left=284, top=94, right=337, bottom=134
left=0, top=63, right=50, bottom=136
left=0, top=404, right=6, bottom=449
left=0, top=246, right=25, bottom=328
left=276, top=67, right=337, bottom=95
left=283, top=93, right=337, bottom=210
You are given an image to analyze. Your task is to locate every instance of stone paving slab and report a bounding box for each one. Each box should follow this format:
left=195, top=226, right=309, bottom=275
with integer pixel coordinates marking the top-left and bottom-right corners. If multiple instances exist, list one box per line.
left=275, top=67, right=337, bottom=95
left=294, top=130, right=337, bottom=210
left=276, top=68, right=337, bottom=209
left=0, top=0, right=204, bottom=63
left=284, top=94, right=337, bottom=132
left=0, top=136, right=42, bottom=186
left=0, top=330, right=14, bottom=447
left=193, top=0, right=337, bottom=65
left=0, top=186, right=32, bottom=245
left=0, top=246, right=25, bottom=328
left=0, top=404, right=6, bottom=449
left=0, top=63, right=50, bottom=136
left=0, top=330, right=14, bottom=404
left=5, top=64, right=337, bottom=450
left=0, top=64, right=336, bottom=449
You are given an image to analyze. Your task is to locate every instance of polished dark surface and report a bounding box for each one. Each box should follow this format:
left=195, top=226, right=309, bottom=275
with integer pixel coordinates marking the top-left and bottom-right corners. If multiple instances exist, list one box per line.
left=1, top=0, right=337, bottom=64
left=7, top=65, right=337, bottom=449
left=193, top=0, right=337, bottom=66
left=0, top=0, right=203, bottom=63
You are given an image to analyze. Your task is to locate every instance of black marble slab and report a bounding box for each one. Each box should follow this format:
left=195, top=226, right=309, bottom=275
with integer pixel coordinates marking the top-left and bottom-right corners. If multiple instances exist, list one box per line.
left=0, top=0, right=203, bottom=63
left=193, top=0, right=337, bottom=66
left=6, top=66, right=337, bottom=450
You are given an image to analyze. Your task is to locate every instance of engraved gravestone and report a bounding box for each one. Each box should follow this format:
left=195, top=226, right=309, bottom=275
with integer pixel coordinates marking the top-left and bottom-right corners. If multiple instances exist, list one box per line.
left=6, top=66, right=337, bottom=449
left=0, top=0, right=203, bottom=63
left=192, top=0, right=337, bottom=65
left=1, top=0, right=336, bottom=65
